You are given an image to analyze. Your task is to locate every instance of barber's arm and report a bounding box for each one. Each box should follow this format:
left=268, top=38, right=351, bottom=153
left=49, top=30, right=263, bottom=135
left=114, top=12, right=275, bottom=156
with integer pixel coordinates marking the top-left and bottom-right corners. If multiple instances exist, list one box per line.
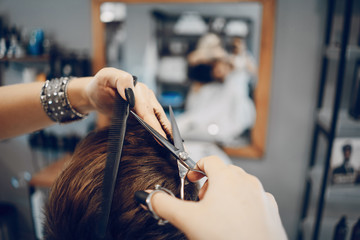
left=0, top=67, right=170, bottom=140
left=0, top=81, right=58, bottom=139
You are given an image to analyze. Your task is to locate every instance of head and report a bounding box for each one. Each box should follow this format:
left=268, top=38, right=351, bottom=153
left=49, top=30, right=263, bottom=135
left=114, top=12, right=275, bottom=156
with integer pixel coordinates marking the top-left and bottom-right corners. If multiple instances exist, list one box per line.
left=43, top=115, right=198, bottom=240
left=342, top=144, right=352, bottom=161
left=187, top=33, right=232, bottom=83
left=232, top=37, right=246, bottom=54
left=211, top=58, right=234, bottom=83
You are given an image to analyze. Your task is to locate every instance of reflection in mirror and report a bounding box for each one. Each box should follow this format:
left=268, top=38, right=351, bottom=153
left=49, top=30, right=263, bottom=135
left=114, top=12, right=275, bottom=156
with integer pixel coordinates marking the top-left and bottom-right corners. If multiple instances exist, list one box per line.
left=93, top=0, right=275, bottom=158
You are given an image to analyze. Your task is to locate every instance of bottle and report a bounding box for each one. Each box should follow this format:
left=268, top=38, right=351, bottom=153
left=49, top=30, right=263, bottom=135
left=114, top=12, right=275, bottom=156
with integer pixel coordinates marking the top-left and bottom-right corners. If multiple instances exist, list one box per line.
left=350, top=218, right=360, bottom=240
left=28, top=28, right=44, bottom=56
left=7, top=26, right=25, bottom=58
left=333, top=216, right=348, bottom=240
left=0, top=17, right=5, bottom=58
left=0, top=27, right=8, bottom=58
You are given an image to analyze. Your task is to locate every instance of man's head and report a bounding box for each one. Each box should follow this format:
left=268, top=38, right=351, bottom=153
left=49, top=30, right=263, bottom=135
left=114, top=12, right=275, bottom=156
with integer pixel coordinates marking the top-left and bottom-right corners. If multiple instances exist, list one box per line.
left=342, top=144, right=352, bottom=161
left=43, top=115, right=198, bottom=240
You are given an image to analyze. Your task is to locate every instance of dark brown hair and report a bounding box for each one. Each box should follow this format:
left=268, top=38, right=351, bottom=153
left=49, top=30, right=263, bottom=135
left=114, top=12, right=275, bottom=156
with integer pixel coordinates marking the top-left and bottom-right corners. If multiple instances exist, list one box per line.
left=43, top=115, right=198, bottom=240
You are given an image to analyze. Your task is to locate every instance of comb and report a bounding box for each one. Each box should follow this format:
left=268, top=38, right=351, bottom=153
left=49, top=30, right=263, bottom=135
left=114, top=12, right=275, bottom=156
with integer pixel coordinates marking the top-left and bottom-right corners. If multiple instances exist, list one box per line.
left=96, top=93, right=129, bottom=239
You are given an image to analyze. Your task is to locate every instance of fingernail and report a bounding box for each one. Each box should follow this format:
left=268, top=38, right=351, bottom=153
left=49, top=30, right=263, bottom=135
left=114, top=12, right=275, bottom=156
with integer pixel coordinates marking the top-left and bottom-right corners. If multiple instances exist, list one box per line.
left=134, top=190, right=149, bottom=205
left=125, top=88, right=135, bottom=108
left=132, top=75, right=138, bottom=86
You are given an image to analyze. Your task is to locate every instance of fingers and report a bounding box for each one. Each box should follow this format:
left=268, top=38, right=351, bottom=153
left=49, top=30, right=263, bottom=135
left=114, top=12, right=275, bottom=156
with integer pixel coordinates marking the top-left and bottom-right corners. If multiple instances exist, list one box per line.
left=112, top=70, right=135, bottom=102
left=142, top=90, right=168, bottom=138
left=187, top=156, right=245, bottom=182
left=197, top=180, right=208, bottom=200
left=133, top=83, right=168, bottom=138
left=265, top=192, right=279, bottom=212
left=89, top=68, right=134, bottom=114
left=148, top=190, right=197, bottom=234
left=136, top=156, right=286, bottom=240
left=150, top=92, right=171, bottom=133
left=95, top=68, right=135, bottom=99
left=187, top=170, right=207, bottom=182
left=189, top=156, right=228, bottom=181
left=92, top=68, right=170, bottom=138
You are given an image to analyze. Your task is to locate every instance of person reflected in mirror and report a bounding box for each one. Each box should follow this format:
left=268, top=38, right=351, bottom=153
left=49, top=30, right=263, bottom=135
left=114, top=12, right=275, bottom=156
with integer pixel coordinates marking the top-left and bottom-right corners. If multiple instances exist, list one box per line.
left=178, top=33, right=256, bottom=146
left=229, top=36, right=258, bottom=77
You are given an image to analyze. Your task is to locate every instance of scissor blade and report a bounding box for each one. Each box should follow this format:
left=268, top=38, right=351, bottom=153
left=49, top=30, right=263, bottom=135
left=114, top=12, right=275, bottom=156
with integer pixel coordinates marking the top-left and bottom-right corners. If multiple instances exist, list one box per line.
left=130, top=110, right=179, bottom=157
left=169, top=106, right=185, bottom=152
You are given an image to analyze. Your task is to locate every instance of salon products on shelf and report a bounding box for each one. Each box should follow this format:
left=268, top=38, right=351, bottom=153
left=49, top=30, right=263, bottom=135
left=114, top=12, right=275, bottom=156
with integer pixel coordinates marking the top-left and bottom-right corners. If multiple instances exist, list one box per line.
left=28, top=130, right=81, bottom=171
left=333, top=216, right=348, bottom=240
left=0, top=21, right=44, bottom=59
left=351, top=218, right=360, bottom=240
left=331, top=216, right=360, bottom=240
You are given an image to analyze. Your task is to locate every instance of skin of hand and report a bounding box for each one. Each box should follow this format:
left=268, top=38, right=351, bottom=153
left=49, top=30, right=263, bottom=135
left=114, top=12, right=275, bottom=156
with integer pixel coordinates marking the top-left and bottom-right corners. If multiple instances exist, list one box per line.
left=85, top=67, right=170, bottom=137
left=85, top=67, right=134, bottom=116
left=148, top=156, right=288, bottom=240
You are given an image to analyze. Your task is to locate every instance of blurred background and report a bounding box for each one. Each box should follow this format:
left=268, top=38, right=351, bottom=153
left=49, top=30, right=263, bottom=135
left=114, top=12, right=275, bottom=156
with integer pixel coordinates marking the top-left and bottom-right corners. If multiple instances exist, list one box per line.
left=0, top=0, right=359, bottom=239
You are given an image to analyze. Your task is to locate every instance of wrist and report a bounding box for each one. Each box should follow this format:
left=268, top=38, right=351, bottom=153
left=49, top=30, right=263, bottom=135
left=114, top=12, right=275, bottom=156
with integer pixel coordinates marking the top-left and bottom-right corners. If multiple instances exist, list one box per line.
left=67, top=77, right=94, bottom=114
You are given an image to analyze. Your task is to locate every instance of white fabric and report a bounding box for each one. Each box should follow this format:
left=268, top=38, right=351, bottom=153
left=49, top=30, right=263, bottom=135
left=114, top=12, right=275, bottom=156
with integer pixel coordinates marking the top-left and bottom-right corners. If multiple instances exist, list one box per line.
left=177, top=70, right=256, bottom=146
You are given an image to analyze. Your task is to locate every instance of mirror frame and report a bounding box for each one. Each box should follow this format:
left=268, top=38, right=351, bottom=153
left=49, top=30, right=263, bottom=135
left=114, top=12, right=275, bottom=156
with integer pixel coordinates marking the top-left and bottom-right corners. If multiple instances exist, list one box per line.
left=91, top=0, right=275, bottom=159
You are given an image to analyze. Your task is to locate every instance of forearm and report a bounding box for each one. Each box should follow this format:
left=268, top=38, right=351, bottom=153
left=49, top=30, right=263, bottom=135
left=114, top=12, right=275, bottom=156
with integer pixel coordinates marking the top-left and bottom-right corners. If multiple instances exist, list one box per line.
left=0, top=77, right=93, bottom=140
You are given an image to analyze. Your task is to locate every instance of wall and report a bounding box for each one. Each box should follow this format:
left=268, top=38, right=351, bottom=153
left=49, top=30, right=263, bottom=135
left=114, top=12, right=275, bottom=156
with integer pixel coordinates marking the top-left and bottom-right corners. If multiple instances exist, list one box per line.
left=0, top=0, right=92, bottom=54
left=235, top=0, right=325, bottom=237
left=0, top=1, right=93, bottom=239
left=0, top=0, right=325, bottom=239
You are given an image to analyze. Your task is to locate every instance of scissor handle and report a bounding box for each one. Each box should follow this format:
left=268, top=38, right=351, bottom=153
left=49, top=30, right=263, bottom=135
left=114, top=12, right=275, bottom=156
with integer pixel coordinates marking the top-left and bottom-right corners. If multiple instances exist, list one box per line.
left=179, top=156, right=206, bottom=177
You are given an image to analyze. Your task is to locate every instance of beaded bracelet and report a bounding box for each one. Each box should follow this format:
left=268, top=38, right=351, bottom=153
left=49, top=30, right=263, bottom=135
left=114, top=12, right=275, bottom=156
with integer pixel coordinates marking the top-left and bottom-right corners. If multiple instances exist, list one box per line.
left=40, top=77, right=88, bottom=123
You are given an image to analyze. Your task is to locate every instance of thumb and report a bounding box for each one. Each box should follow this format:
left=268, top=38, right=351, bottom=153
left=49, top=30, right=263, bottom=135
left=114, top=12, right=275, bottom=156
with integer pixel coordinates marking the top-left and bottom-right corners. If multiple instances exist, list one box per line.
left=116, top=75, right=136, bottom=108
left=136, top=190, right=197, bottom=233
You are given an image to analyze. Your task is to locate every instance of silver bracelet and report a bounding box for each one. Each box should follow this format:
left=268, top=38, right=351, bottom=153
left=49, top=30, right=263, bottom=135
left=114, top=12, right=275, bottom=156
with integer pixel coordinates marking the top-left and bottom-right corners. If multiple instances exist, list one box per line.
left=40, top=77, right=88, bottom=123
left=146, top=184, right=175, bottom=226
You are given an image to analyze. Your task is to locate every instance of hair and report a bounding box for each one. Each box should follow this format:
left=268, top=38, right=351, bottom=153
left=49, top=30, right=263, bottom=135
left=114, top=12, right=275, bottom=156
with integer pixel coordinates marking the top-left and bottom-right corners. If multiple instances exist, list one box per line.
left=43, top=114, right=199, bottom=240
left=342, top=144, right=352, bottom=153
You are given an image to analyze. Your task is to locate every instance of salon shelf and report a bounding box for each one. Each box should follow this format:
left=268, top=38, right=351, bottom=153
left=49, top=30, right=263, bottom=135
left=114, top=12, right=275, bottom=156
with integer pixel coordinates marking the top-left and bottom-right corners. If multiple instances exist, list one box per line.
left=0, top=55, right=50, bottom=86
left=326, top=185, right=360, bottom=204
left=0, top=55, right=49, bottom=64
left=307, top=166, right=360, bottom=209
left=156, top=30, right=203, bottom=38
left=301, top=215, right=359, bottom=240
left=324, top=45, right=360, bottom=60
left=317, top=108, right=360, bottom=138
left=298, top=0, right=360, bottom=239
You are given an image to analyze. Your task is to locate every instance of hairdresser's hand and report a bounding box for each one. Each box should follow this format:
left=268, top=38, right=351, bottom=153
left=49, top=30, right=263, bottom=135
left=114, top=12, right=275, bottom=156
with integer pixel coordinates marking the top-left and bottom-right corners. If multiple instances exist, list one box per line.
left=145, top=156, right=287, bottom=240
left=84, top=67, right=170, bottom=136
left=131, top=82, right=171, bottom=137
left=85, top=67, right=135, bottom=115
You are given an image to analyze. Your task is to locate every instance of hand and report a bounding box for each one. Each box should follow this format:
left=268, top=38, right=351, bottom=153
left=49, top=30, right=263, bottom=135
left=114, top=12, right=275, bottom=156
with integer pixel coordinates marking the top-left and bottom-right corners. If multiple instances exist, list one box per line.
left=145, top=156, right=287, bottom=240
left=132, top=82, right=170, bottom=137
left=85, top=67, right=135, bottom=116
left=84, top=67, right=170, bottom=136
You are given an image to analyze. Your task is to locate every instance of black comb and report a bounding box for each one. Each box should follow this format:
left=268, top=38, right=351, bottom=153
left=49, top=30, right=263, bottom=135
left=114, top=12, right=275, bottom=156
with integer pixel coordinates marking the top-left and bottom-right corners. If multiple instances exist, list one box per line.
left=96, top=93, right=129, bottom=239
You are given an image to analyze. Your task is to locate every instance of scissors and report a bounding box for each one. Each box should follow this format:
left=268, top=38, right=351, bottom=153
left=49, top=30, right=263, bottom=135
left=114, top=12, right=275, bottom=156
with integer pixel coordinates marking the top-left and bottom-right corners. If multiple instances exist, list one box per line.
left=130, top=106, right=206, bottom=200
left=97, top=93, right=205, bottom=239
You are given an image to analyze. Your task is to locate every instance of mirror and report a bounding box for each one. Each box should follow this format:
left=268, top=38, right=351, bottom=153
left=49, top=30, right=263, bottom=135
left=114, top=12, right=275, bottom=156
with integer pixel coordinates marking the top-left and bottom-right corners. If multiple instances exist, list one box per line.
left=91, top=0, right=275, bottom=159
